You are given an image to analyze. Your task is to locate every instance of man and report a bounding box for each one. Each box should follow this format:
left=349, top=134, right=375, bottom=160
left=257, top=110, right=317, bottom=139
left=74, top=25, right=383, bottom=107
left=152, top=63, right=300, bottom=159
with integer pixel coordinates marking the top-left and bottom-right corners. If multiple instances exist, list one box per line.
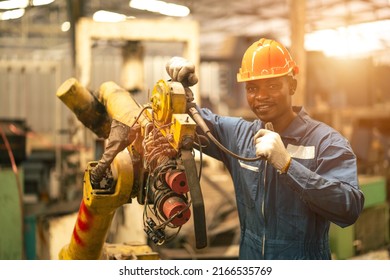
left=166, top=38, right=364, bottom=259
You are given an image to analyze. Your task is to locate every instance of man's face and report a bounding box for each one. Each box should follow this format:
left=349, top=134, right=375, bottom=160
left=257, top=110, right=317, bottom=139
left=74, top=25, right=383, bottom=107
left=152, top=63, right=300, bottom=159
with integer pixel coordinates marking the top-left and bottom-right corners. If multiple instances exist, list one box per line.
left=245, top=75, right=294, bottom=123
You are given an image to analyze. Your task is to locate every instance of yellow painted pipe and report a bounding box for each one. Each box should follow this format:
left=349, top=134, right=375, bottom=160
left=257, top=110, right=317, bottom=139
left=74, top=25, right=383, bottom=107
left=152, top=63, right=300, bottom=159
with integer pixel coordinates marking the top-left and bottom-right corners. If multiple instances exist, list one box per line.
left=97, top=81, right=149, bottom=128
left=56, top=78, right=112, bottom=139
left=59, top=150, right=134, bottom=260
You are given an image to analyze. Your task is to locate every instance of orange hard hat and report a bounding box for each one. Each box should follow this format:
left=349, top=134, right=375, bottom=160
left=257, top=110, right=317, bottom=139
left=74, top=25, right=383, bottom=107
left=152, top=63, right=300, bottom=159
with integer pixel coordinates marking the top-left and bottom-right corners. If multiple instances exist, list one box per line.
left=237, top=38, right=299, bottom=82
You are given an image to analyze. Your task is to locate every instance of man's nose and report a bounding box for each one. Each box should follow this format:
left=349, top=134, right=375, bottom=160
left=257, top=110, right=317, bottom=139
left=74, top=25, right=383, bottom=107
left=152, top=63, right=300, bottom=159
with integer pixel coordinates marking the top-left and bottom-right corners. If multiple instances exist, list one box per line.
left=255, top=88, right=269, bottom=99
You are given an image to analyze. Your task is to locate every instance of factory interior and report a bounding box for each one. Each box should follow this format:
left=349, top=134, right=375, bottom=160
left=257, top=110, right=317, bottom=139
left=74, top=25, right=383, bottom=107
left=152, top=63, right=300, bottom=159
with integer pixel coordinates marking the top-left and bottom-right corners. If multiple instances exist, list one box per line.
left=1, top=0, right=390, bottom=261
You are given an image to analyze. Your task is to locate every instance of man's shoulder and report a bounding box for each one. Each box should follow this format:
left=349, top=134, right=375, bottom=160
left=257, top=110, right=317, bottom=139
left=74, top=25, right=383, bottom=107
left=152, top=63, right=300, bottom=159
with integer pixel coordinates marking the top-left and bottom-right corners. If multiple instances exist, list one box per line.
left=298, top=107, right=340, bottom=133
left=297, top=108, right=349, bottom=144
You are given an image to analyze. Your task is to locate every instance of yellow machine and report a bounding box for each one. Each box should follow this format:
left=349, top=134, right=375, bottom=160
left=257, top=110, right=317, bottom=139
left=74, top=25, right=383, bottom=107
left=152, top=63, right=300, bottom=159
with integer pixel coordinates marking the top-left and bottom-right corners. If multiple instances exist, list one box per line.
left=56, top=78, right=207, bottom=260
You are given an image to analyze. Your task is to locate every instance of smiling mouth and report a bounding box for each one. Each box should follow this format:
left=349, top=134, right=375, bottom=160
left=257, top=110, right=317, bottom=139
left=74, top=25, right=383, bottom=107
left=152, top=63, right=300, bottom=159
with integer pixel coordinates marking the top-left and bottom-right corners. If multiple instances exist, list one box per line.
left=256, top=103, right=274, bottom=111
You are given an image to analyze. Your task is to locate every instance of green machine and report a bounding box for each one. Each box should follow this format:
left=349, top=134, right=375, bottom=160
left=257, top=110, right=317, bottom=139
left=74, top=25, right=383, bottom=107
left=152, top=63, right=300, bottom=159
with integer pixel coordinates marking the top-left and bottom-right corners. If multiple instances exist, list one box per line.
left=0, top=168, right=24, bottom=259
left=330, top=175, right=389, bottom=259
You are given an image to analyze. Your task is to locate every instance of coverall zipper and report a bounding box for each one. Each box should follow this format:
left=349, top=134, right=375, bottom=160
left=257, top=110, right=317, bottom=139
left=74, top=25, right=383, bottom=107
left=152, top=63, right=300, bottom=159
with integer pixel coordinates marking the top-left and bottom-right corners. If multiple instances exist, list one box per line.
left=261, top=160, right=267, bottom=258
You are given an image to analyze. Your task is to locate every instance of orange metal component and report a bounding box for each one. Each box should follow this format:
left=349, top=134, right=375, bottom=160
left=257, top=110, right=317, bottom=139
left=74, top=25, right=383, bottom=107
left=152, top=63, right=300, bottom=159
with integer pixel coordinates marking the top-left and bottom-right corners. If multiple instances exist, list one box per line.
left=237, top=38, right=299, bottom=82
left=161, top=196, right=191, bottom=226
left=165, top=170, right=189, bottom=194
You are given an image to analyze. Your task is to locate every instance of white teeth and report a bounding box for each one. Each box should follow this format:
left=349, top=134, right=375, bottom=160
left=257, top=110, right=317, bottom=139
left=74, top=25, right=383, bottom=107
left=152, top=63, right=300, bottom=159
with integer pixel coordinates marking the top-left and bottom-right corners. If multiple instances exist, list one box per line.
left=258, top=104, right=271, bottom=109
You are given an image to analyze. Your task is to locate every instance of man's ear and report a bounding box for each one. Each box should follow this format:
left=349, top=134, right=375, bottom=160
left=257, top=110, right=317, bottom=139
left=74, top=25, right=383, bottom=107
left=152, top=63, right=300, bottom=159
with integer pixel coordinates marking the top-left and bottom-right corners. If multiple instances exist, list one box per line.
left=290, top=78, right=297, bottom=95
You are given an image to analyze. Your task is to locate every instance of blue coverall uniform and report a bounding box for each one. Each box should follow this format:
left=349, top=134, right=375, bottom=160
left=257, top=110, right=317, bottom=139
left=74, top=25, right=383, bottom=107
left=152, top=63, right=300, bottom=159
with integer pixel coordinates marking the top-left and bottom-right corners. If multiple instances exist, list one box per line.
left=198, top=106, right=365, bottom=259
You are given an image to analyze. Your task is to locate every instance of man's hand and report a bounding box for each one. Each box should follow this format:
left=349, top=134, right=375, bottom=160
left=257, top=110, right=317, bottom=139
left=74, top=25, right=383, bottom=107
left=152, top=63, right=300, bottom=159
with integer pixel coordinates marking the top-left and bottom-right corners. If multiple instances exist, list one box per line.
left=254, top=129, right=291, bottom=173
left=165, top=56, right=198, bottom=87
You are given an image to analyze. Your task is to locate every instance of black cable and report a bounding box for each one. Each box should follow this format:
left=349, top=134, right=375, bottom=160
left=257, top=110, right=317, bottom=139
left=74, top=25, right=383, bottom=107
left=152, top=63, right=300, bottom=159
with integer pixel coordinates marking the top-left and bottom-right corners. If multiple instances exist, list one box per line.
left=189, top=107, right=264, bottom=162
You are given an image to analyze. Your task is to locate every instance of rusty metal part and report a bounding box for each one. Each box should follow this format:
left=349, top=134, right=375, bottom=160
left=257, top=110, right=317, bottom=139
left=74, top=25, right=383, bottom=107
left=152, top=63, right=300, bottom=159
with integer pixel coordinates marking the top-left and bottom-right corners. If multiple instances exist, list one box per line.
left=90, top=119, right=134, bottom=187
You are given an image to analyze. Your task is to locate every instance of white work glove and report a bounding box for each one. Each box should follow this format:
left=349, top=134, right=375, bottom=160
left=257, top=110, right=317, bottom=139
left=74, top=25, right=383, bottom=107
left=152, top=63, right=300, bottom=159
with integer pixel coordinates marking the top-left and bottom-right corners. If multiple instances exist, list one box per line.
left=165, top=56, right=198, bottom=87
left=254, top=129, right=291, bottom=173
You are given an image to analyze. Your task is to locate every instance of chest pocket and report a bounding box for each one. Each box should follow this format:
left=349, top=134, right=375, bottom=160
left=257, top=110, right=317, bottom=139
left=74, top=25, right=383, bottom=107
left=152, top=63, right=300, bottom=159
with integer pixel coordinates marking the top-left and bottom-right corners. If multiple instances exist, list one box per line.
left=287, top=144, right=316, bottom=170
left=235, top=160, right=262, bottom=208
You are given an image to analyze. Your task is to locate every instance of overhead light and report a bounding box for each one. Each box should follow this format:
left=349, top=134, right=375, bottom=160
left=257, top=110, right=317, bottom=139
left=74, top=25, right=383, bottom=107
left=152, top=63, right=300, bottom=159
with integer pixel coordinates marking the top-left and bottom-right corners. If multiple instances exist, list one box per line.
left=0, top=0, right=54, bottom=22
left=61, top=21, right=70, bottom=32
left=305, top=20, right=390, bottom=58
left=0, top=0, right=28, bottom=10
left=129, top=0, right=190, bottom=17
left=0, top=0, right=54, bottom=9
left=32, top=0, right=55, bottom=7
left=93, top=10, right=135, bottom=22
left=0, top=8, right=25, bottom=20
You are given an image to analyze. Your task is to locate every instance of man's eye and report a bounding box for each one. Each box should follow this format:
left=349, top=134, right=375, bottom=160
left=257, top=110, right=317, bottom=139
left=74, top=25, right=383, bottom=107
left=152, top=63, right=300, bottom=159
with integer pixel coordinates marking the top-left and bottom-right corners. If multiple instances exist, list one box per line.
left=246, top=86, right=257, bottom=93
left=268, top=83, right=282, bottom=90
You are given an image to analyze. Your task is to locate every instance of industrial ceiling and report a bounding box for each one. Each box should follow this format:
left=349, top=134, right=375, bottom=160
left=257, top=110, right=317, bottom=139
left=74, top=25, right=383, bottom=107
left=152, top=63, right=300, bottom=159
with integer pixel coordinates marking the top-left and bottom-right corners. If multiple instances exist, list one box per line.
left=0, top=0, right=390, bottom=59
